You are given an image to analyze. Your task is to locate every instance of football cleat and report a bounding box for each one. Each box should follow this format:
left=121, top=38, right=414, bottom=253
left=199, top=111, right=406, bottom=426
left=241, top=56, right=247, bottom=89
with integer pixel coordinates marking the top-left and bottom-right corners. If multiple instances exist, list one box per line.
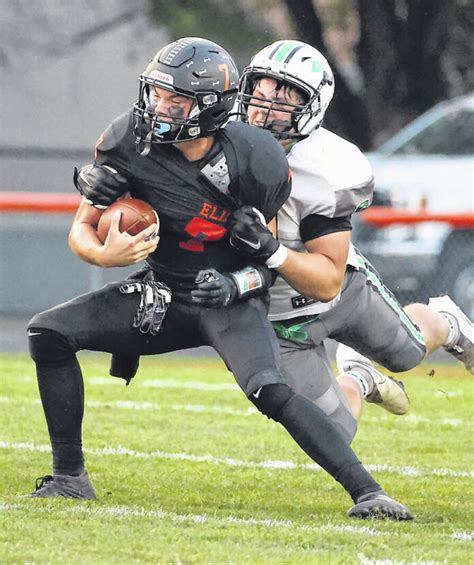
left=336, top=345, right=410, bottom=415
left=365, top=373, right=410, bottom=415
left=429, top=295, right=474, bottom=374
left=347, top=490, right=413, bottom=521
left=30, top=470, right=96, bottom=499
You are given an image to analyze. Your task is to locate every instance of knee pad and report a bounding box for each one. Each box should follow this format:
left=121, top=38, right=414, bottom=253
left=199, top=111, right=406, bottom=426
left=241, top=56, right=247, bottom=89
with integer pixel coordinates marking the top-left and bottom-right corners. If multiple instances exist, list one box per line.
left=249, top=383, right=296, bottom=421
left=28, top=327, right=75, bottom=366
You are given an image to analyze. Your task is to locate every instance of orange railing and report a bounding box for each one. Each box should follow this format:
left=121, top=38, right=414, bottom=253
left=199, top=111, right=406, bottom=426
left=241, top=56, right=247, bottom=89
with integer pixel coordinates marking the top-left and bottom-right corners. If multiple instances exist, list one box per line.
left=1, top=194, right=474, bottom=230
left=361, top=206, right=474, bottom=229
left=0, top=192, right=81, bottom=213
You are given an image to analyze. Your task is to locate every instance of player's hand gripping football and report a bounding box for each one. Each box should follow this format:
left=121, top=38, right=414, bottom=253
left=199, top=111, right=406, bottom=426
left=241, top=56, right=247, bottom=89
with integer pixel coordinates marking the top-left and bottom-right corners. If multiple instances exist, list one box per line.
left=74, top=163, right=129, bottom=209
left=230, top=206, right=286, bottom=268
left=98, top=210, right=159, bottom=267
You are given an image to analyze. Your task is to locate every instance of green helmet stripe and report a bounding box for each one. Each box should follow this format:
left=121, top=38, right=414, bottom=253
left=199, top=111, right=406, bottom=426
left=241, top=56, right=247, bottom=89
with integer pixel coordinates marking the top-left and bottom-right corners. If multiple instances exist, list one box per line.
left=268, top=40, right=286, bottom=59
left=272, top=41, right=299, bottom=63
left=283, top=44, right=304, bottom=63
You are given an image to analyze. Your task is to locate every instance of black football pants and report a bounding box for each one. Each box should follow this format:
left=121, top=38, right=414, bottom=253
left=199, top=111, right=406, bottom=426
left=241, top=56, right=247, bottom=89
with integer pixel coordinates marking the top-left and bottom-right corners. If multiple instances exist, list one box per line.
left=28, top=281, right=283, bottom=394
left=28, top=282, right=381, bottom=500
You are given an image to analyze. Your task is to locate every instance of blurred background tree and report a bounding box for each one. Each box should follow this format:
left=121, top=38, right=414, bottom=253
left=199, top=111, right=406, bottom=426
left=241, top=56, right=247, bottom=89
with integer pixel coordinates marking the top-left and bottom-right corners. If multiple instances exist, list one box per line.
left=146, top=0, right=474, bottom=149
left=1, top=0, right=472, bottom=149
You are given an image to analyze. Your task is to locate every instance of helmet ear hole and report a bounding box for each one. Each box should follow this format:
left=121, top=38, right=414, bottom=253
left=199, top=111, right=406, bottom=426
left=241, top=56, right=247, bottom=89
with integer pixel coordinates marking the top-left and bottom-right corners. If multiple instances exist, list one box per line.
left=322, top=71, right=334, bottom=86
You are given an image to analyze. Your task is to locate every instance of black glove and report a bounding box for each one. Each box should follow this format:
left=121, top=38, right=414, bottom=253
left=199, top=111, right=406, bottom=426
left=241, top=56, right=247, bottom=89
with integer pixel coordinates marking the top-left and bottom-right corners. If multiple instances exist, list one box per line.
left=73, top=163, right=129, bottom=209
left=230, top=205, right=280, bottom=262
left=119, top=276, right=172, bottom=335
left=109, top=266, right=153, bottom=385
left=191, top=269, right=238, bottom=308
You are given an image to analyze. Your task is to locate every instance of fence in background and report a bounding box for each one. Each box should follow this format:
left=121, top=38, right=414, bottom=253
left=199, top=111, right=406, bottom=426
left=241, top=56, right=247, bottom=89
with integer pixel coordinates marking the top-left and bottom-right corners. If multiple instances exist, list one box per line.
left=0, top=192, right=136, bottom=316
left=354, top=207, right=474, bottom=318
left=1, top=192, right=473, bottom=317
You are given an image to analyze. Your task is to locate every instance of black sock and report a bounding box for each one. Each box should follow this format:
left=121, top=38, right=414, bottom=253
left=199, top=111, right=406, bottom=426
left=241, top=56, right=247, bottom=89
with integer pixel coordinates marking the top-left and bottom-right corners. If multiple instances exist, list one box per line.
left=36, top=357, right=85, bottom=476
left=277, top=393, right=381, bottom=502
left=51, top=438, right=85, bottom=476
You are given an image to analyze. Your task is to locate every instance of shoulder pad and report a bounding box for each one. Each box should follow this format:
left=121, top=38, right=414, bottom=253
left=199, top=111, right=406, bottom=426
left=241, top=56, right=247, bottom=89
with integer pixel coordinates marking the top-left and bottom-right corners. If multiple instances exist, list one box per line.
left=228, top=123, right=289, bottom=187
left=94, top=110, right=135, bottom=161
left=222, top=122, right=290, bottom=220
left=288, top=129, right=373, bottom=218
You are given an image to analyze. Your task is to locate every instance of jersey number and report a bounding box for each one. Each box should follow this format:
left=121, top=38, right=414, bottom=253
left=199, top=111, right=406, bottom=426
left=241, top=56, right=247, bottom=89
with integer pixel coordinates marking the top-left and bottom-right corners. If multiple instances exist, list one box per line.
left=179, top=217, right=227, bottom=252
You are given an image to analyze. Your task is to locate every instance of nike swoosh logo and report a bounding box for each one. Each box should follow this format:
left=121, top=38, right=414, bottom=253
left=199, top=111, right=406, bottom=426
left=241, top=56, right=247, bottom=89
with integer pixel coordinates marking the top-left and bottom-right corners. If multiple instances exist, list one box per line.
left=252, top=387, right=262, bottom=399
left=28, top=331, right=42, bottom=336
left=236, top=235, right=261, bottom=250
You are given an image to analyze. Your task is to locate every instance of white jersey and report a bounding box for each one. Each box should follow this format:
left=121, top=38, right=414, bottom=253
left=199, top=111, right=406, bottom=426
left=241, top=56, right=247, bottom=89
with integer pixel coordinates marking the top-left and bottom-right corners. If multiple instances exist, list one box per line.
left=269, top=127, right=374, bottom=321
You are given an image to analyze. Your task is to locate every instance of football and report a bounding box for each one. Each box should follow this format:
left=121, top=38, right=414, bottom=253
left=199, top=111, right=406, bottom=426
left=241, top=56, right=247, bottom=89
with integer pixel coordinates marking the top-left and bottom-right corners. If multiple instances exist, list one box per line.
left=97, top=198, right=159, bottom=243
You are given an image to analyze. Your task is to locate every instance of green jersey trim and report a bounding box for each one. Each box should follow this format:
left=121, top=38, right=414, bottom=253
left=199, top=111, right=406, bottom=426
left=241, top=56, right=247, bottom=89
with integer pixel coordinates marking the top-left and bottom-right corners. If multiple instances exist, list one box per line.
left=356, top=256, right=426, bottom=345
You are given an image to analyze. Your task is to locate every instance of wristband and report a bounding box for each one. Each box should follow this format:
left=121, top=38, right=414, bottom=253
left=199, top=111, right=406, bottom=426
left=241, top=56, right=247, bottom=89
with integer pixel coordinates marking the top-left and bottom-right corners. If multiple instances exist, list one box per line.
left=265, top=244, right=288, bottom=269
left=230, top=267, right=264, bottom=298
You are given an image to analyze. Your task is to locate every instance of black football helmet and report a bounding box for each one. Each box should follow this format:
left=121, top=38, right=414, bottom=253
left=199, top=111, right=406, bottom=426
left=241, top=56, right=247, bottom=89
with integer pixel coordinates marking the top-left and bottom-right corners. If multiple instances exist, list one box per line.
left=133, top=37, right=239, bottom=153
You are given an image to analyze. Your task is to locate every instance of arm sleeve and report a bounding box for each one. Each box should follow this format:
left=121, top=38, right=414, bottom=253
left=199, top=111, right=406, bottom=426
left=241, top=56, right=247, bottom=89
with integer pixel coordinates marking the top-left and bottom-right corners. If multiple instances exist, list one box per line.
left=300, top=214, right=352, bottom=243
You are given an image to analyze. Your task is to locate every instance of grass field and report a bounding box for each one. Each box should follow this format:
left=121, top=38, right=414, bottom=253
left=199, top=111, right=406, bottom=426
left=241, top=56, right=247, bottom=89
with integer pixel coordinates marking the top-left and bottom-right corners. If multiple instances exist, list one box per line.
left=0, top=353, right=473, bottom=564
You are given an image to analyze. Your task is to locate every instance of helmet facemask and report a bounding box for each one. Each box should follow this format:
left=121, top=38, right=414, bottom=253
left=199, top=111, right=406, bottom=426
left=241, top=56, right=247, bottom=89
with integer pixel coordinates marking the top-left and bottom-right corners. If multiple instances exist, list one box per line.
left=237, top=41, right=335, bottom=140
left=238, top=72, right=315, bottom=140
left=133, top=38, right=239, bottom=155
left=134, top=79, right=195, bottom=144
left=134, top=78, right=229, bottom=153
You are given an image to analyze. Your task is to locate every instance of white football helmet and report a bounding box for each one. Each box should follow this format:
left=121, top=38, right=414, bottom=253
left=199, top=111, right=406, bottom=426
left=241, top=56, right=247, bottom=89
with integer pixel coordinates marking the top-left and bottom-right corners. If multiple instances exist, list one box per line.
left=238, top=40, right=334, bottom=139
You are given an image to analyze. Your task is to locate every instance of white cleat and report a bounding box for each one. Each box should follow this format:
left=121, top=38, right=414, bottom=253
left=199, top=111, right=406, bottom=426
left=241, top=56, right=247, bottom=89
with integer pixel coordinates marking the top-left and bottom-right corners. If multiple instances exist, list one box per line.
left=336, top=344, right=410, bottom=415
left=429, top=295, right=474, bottom=374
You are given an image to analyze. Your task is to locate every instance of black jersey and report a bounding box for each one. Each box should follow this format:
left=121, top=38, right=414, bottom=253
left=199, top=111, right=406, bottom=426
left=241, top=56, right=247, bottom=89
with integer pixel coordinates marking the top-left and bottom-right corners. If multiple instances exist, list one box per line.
left=94, top=110, right=291, bottom=297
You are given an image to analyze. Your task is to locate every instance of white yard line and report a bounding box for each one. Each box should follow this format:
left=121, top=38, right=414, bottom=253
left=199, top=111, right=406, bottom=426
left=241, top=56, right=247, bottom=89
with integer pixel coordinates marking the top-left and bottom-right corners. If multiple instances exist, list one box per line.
left=15, top=375, right=469, bottom=404
left=17, top=375, right=240, bottom=391
left=0, top=396, right=257, bottom=417
left=450, top=531, right=474, bottom=541
left=89, top=399, right=256, bottom=417
left=0, top=501, right=384, bottom=536
left=363, top=413, right=467, bottom=427
left=15, top=374, right=469, bottom=398
left=90, top=376, right=240, bottom=391
left=1, top=440, right=472, bottom=479
left=0, top=396, right=470, bottom=428
left=0, top=502, right=470, bottom=544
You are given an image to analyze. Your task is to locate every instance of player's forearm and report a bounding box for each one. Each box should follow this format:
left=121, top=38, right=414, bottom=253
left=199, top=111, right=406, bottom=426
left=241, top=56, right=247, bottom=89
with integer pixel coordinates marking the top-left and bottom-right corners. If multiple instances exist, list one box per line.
left=68, top=223, right=109, bottom=267
left=276, top=250, right=345, bottom=302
